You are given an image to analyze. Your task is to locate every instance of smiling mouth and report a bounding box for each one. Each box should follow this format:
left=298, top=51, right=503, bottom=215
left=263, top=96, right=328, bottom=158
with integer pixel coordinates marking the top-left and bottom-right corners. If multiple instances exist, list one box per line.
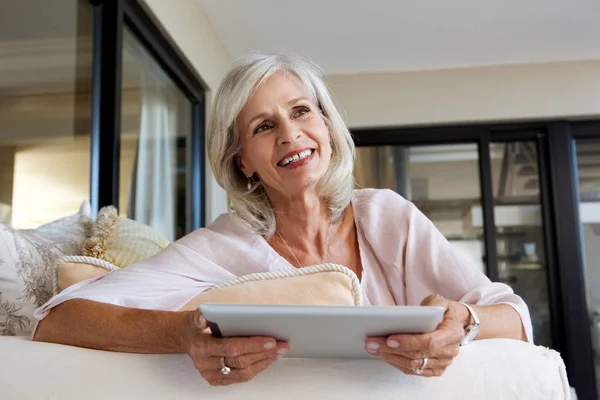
left=277, top=149, right=314, bottom=167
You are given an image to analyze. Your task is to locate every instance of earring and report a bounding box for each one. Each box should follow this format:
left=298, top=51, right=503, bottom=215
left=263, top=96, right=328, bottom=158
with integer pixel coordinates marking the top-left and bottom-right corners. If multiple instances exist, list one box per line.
left=247, top=173, right=259, bottom=190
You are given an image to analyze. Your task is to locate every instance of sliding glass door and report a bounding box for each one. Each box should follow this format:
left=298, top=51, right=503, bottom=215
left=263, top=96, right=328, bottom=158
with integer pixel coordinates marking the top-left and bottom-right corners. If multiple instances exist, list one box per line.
left=574, top=138, right=600, bottom=390
left=489, top=141, right=551, bottom=348
left=354, top=138, right=553, bottom=348
left=352, top=124, right=598, bottom=399
left=355, top=144, right=486, bottom=274
left=89, top=0, right=207, bottom=236
left=119, top=27, right=192, bottom=241
left=0, top=0, right=93, bottom=228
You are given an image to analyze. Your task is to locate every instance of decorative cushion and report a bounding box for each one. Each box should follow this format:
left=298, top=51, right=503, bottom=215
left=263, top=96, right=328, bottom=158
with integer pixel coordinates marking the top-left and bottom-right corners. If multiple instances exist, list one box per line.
left=179, top=264, right=363, bottom=311
left=54, top=256, right=119, bottom=293
left=0, top=202, right=92, bottom=336
left=81, top=206, right=169, bottom=268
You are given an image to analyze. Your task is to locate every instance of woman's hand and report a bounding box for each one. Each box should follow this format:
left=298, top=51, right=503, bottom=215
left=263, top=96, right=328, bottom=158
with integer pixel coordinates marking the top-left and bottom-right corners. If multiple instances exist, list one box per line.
left=182, top=308, right=290, bottom=386
left=365, top=294, right=465, bottom=377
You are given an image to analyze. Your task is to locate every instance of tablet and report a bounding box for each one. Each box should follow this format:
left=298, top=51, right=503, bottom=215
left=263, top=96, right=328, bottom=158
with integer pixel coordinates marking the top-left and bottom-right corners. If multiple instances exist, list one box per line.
left=199, top=304, right=446, bottom=359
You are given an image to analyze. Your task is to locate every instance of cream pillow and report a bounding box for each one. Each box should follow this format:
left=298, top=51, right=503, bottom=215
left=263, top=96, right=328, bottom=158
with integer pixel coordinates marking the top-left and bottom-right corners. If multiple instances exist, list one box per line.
left=180, top=264, right=363, bottom=311
left=54, top=256, right=119, bottom=293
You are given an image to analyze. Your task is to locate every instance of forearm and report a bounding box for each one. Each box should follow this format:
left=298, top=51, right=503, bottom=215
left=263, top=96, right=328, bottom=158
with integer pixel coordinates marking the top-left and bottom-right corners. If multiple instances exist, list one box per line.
left=33, top=299, right=191, bottom=354
left=455, top=303, right=527, bottom=342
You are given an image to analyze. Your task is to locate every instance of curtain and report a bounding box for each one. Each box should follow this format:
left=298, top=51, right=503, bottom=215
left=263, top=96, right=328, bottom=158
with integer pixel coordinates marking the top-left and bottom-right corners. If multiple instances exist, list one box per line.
left=128, top=75, right=177, bottom=241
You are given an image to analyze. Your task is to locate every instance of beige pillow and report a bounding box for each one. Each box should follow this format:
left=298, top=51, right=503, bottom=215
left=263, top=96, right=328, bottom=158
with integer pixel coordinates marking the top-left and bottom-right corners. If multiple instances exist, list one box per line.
left=81, top=206, right=169, bottom=269
left=54, top=256, right=119, bottom=292
left=179, top=264, right=362, bottom=311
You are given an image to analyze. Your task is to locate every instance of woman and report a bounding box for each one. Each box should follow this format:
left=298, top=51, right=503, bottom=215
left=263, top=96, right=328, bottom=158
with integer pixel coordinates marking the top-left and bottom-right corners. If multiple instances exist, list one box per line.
left=33, top=53, right=532, bottom=387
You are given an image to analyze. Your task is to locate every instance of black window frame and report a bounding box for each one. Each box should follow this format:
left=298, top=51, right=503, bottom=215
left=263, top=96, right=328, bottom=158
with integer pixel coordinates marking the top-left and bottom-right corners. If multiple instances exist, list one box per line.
left=89, top=0, right=208, bottom=231
left=352, top=120, right=598, bottom=400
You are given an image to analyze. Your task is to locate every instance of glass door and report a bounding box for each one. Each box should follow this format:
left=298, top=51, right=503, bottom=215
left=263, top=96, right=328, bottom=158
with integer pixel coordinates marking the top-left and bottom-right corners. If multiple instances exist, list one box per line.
left=488, top=141, right=552, bottom=347
left=355, top=144, right=486, bottom=274
left=574, top=138, right=600, bottom=389
left=355, top=140, right=554, bottom=348
left=0, top=0, right=94, bottom=228
left=119, top=27, right=193, bottom=241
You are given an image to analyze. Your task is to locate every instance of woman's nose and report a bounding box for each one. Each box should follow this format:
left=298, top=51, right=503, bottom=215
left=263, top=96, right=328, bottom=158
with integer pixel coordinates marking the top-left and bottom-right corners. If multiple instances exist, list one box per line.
left=277, top=119, right=301, bottom=145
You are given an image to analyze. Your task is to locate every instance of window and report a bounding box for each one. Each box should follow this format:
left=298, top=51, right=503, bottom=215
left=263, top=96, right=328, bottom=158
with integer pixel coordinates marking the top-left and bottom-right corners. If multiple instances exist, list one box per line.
left=490, top=141, right=551, bottom=348
left=574, top=138, right=600, bottom=388
left=119, top=27, right=192, bottom=241
left=0, top=0, right=93, bottom=227
left=355, top=144, right=485, bottom=274
left=87, top=0, right=207, bottom=234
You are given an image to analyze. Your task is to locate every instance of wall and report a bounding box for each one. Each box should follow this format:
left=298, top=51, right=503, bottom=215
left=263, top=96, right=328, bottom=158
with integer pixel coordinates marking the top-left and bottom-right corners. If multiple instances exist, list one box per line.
left=141, top=0, right=232, bottom=223
left=140, top=1, right=600, bottom=222
left=325, top=60, right=600, bottom=128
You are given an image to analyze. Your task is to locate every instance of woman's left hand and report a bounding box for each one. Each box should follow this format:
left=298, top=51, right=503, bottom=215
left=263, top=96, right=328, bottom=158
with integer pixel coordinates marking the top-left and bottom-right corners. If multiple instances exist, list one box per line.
left=365, top=294, right=465, bottom=377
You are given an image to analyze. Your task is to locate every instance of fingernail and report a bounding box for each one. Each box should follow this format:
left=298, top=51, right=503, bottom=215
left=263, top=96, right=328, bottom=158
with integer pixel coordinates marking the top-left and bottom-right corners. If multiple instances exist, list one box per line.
left=387, top=340, right=400, bottom=348
left=366, top=342, right=379, bottom=350
left=264, top=341, right=276, bottom=350
left=276, top=348, right=289, bottom=356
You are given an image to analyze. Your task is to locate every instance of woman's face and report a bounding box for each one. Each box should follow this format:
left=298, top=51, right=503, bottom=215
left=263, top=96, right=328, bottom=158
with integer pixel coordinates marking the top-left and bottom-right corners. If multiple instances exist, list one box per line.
left=236, top=72, right=332, bottom=198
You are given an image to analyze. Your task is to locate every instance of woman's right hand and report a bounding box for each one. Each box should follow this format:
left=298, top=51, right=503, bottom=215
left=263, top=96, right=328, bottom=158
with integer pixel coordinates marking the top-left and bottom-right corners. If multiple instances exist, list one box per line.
left=182, top=308, right=290, bottom=386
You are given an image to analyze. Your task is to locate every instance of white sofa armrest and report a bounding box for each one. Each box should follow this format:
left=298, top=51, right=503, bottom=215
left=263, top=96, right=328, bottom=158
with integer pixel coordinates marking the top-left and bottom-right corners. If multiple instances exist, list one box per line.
left=0, top=336, right=570, bottom=399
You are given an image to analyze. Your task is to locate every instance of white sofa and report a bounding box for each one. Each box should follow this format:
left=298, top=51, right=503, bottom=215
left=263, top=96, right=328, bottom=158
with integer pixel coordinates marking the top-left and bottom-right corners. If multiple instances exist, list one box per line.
left=0, top=335, right=572, bottom=400
left=0, top=205, right=576, bottom=399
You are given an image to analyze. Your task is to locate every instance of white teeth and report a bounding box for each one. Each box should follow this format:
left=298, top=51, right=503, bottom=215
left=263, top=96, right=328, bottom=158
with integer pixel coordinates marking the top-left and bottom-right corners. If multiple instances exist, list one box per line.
left=278, top=149, right=313, bottom=166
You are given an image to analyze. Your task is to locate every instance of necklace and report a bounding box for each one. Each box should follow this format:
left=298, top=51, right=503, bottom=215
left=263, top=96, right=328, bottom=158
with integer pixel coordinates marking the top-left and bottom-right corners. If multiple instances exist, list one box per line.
left=276, top=220, right=332, bottom=268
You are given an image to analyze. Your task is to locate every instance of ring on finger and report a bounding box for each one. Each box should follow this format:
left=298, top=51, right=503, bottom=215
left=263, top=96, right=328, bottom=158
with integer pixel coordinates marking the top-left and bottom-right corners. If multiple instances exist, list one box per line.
left=412, top=357, right=428, bottom=375
left=220, top=357, right=231, bottom=375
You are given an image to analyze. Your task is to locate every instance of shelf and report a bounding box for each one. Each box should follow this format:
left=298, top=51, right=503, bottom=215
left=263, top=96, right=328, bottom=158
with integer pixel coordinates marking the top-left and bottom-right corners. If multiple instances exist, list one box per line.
left=507, top=262, right=544, bottom=271
left=445, top=235, right=482, bottom=241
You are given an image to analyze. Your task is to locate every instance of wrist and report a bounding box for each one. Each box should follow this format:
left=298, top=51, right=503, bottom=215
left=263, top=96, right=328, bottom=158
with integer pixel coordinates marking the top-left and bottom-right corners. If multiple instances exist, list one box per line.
left=455, top=302, right=472, bottom=328
left=172, top=311, right=195, bottom=353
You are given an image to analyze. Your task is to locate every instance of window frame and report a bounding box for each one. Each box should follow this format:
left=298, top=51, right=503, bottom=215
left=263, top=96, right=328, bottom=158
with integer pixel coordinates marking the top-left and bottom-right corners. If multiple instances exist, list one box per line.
left=89, top=0, right=208, bottom=231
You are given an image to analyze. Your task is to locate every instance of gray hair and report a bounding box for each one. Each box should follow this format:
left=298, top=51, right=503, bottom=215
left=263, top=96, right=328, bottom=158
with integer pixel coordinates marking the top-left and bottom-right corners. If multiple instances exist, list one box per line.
left=207, top=52, right=355, bottom=237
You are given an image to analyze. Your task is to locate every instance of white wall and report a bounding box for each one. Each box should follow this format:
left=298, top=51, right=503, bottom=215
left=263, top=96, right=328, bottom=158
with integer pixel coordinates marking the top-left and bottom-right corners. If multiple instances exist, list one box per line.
left=141, top=0, right=231, bottom=223
left=139, top=1, right=600, bottom=223
left=325, top=60, right=600, bottom=128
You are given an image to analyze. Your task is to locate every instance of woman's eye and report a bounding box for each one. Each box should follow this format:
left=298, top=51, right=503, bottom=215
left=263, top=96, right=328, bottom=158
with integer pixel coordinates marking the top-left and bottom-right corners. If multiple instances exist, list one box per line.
left=254, top=123, right=272, bottom=134
left=293, top=107, right=310, bottom=118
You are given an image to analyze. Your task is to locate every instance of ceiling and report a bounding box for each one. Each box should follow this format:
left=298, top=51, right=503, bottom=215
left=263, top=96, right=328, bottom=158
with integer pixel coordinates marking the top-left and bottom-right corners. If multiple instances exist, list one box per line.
left=197, top=0, right=600, bottom=75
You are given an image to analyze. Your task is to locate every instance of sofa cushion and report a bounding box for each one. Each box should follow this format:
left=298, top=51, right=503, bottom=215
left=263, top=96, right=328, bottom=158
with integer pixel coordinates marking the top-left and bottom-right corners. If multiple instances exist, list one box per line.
left=0, top=202, right=92, bottom=336
left=81, top=205, right=169, bottom=268
left=179, top=263, right=362, bottom=311
left=0, top=336, right=571, bottom=399
left=54, top=256, right=119, bottom=293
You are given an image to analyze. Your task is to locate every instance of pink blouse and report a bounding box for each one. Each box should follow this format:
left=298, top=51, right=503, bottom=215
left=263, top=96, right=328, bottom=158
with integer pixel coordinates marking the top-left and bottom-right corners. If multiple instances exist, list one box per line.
left=34, top=189, right=533, bottom=342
